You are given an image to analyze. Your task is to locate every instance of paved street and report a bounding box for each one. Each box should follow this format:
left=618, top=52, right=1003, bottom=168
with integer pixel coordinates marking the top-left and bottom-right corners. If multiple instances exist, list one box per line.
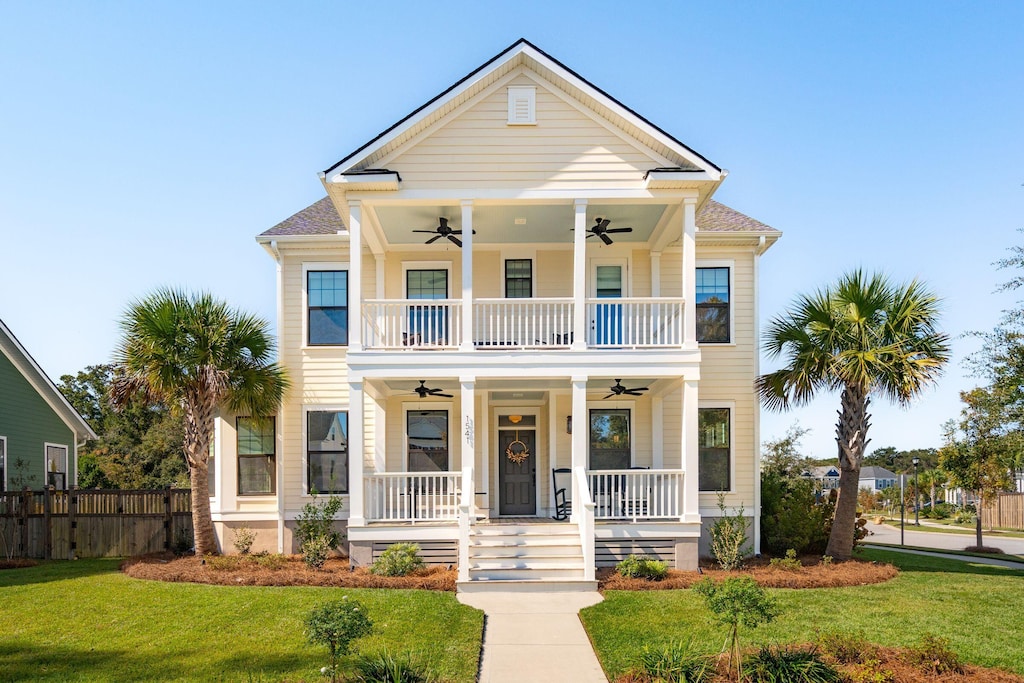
left=865, top=520, right=1024, bottom=557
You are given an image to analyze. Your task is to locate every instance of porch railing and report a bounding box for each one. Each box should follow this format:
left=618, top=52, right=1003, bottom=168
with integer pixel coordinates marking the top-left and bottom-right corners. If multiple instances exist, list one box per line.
left=473, top=298, right=573, bottom=349
left=457, top=465, right=474, bottom=582
left=364, top=472, right=461, bottom=523
left=586, top=298, right=684, bottom=348
left=587, top=469, right=684, bottom=521
left=362, top=299, right=461, bottom=350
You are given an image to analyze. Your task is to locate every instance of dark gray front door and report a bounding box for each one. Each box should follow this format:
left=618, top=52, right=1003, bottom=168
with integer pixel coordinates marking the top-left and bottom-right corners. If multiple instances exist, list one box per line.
left=498, top=429, right=536, bottom=515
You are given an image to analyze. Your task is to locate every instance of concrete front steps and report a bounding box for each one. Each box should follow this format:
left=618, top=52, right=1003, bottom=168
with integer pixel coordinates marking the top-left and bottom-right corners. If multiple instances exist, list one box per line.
left=457, top=521, right=598, bottom=593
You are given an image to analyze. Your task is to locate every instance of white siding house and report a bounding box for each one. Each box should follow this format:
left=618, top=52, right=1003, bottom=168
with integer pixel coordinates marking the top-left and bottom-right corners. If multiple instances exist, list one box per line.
left=210, top=39, right=781, bottom=589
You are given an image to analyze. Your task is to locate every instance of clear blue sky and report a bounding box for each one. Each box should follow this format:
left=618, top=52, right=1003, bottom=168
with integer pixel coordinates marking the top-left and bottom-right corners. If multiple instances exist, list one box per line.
left=2, top=2, right=1022, bottom=459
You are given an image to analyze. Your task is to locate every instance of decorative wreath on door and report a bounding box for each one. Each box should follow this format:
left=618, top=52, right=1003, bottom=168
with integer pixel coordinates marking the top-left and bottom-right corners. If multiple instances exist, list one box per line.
left=505, top=427, right=531, bottom=465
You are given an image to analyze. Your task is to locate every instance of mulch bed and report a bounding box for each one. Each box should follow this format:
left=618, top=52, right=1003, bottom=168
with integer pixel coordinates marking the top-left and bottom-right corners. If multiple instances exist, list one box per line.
left=599, top=555, right=899, bottom=590
left=0, top=558, right=38, bottom=570
left=121, top=554, right=457, bottom=591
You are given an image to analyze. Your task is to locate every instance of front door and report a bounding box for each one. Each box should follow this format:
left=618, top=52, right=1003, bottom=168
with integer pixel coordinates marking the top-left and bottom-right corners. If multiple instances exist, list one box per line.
left=591, top=261, right=624, bottom=345
left=498, top=427, right=536, bottom=516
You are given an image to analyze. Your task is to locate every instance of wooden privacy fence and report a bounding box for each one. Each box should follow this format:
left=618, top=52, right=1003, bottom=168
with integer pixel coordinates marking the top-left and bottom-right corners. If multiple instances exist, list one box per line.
left=0, top=488, right=192, bottom=560
left=982, top=492, right=1024, bottom=531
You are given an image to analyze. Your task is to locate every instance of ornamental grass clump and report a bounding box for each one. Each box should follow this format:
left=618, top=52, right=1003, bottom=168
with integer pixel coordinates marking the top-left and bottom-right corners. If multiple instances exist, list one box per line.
left=353, top=649, right=436, bottom=683
left=693, top=576, right=779, bottom=680
left=370, top=543, right=425, bottom=577
left=616, top=555, right=669, bottom=581
left=630, top=640, right=712, bottom=682
left=744, top=645, right=840, bottom=683
left=306, top=597, right=373, bottom=682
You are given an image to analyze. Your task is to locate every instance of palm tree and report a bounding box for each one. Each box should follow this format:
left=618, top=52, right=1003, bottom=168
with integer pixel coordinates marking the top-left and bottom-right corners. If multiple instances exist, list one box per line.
left=112, top=289, right=288, bottom=555
left=757, top=271, right=949, bottom=560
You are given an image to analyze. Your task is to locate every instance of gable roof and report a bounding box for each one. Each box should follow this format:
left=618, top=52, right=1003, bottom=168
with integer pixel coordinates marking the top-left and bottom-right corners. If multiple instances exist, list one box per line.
left=323, top=38, right=722, bottom=180
left=861, top=466, right=898, bottom=480
left=258, top=197, right=777, bottom=238
left=0, top=318, right=98, bottom=440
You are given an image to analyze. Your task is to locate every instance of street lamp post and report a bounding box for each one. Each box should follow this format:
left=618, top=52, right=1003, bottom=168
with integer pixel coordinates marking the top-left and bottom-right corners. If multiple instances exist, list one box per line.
left=912, top=457, right=921, bottom=526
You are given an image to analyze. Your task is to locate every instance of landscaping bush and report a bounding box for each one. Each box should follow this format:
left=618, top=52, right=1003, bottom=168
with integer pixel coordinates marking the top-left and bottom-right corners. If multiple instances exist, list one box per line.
left=205, top=554, right=242, bottom=571
left=954, top=507, right=977, bottom=525
left=630, top=640, right=712, bottom=683
left=906, top=634, right=963, bottom=675
left=353, top=650, right=435, bottom=683
left=370, top=543, right=425, bottom=577
left=760, top=471, right=830, bottom=557
left=297, top=494, right=344, bottom=568
left=710, top=495, right=750, bottom=570
left=924, top=502, right=952, bottom=519
left=616, top=555, right=669, bottom=581
left=744, top=645, right=841, bottom=683
left=815, top=629, right=877, bottom=665
left=306, top=597, right=373, bottom=682
left=232, top=525, right=256, bottom=555
left=769, top=549, right=802, bottom=571
left=302, top=535, right=333, bottom=570
left=693, top=576, right=779, bottom=679
left=254, top=552, right=288, bottom=570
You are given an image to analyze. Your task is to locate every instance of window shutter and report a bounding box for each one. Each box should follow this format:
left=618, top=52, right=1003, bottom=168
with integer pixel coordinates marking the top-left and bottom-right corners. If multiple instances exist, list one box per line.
left=507, top=86, right=536, bottom=125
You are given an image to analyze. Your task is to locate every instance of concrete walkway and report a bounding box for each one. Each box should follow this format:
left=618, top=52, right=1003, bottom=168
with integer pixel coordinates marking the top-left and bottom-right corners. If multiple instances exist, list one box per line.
left=862, top=543, right=1024, bottom=569
left=458, top=591, right=607, bottom=682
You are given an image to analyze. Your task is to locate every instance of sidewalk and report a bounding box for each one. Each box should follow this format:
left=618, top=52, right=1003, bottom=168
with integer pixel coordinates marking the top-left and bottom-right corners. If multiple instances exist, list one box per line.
left=458, top=591, right=607, bottom=682
left=862, top=544, right=1024, bottom=569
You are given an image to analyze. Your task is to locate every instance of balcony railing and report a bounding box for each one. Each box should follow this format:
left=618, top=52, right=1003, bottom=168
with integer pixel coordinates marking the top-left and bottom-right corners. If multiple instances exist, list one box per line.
left=586, top=298, right=683, bottom=348
left=587, top=469, right=684, bottom=520
left=360, top=297, right=685, bottom=350
left=365, top=472, right=462, bottom=523
left=473, top=298, right=573, bottom=349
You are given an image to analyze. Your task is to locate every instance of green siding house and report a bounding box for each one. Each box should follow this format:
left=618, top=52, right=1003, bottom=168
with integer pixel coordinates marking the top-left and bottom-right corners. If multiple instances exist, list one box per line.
left=0, top=318, right=96, bottom=491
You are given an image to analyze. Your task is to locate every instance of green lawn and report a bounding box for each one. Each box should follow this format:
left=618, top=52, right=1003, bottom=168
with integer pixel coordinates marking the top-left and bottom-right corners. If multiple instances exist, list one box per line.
left=0, top=559, right=483, bottom=682
left=876, top=517, right=1024, bottom=538
left=581, top=549, right=1024, bottom=680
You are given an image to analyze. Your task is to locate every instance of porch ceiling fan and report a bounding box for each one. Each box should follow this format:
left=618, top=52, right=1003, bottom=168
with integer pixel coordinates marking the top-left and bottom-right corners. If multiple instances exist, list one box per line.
left=411, top=217, right=475, bottom=248
left=572, top=218, right=633, bottom=245
left=604, top=379, right=648, bottom=399
left=409, top=380, right=453, bottom=399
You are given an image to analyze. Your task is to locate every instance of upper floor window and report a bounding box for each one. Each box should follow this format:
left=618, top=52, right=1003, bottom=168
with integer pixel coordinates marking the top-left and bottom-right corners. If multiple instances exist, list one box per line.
left=505, top=259, right=533, bottom=298
left=698, top=408, right=730, bottom=491
left=45, top=444, right=68, bottom=490
left=237, top=417, right=275, bottom=495
left=589, top=409, right=630, bottom=469
left=308, top=270, right=348, bottom=346
left=308, top=410, right=348, bottom=494
left=408, top=410, right=449, bottom=472
left=696, top=267, right=730, bottom=343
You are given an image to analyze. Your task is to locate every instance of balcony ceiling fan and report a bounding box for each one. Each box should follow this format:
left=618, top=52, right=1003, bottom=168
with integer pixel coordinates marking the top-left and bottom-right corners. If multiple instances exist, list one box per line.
left=412, top=217, right=475, bottom=248
left=409, top=380, right=453, bottom=399
left=604, top=379, right=648, bottom=399
left=572, top=218, right=633, bottom=245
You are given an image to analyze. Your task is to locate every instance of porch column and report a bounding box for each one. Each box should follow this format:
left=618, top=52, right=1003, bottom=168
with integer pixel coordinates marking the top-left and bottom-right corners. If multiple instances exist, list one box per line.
left=348, top=200, right=363, bottom=352
left=652, top=395, right=664, bottom=468
left=682, top=198, right=697, bottom=348
left=460, top=377, right=475, bottom=477
left=571, top=376, right=588, bottom=522
left=348, top=380, right=366, bottom=526
left=460, top=200, right=474, bottom=350
left=572, top=199, right=588, bottom=350
left=681, top=379, right=700, bottom=523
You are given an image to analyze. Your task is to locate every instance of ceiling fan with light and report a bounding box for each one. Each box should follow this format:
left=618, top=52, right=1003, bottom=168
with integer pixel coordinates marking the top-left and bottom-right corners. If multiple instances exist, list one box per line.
left=412, top=217, right=475, bottom=247
left=572, top=218, right=633, bottom=245
left=408, top=380, right=453, bottom=399
left=604, top=379, right=648, bottom=399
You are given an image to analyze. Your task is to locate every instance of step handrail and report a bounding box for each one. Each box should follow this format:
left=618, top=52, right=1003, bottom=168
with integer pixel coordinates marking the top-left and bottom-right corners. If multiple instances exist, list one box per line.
left=572, top=465, right=596, bottom=581
left=457, top=464, right=474, bottom=583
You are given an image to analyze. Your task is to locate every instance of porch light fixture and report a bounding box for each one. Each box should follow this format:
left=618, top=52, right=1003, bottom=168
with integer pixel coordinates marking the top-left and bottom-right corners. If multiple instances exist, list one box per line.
left=566, top=416, right=572, bottom=434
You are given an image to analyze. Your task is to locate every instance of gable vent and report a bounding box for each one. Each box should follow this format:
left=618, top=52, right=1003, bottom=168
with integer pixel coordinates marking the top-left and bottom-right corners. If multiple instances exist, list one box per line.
left=507, top=86, right=536, bottom=125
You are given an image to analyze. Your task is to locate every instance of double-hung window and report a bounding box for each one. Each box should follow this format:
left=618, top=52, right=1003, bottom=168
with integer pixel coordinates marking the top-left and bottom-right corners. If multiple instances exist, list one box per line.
left=696, top=267, right=730, bottom=343
left=698, top=408, right=730, bottom=491
left=308, top=270, right=348, bottom=345
left=407, top=410, right=449, bottom=472
left=237, top=417, right=275, bottom=495
left=45, top=444, right=68, bottom=490
left=307, top=410, right=348, bottom=494
left=589, top=409, right=631, bottom=469
left=504, top=259, right=532, bottom=298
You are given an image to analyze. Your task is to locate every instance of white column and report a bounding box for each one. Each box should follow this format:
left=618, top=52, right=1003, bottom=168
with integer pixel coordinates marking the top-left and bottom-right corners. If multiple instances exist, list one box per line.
left=374, top=253, right=385, bottom=299
left=652, top=395, right=664, bottom=468
left=460, top=200, right=474, bottom=350
left=460, top=378, right=475, bottom=475
left=650, top=251, right=662, bottom=298
left=348, top=200, right=363, bottom=352
left=682, top=198, right=697, bottom=348
left=572, top=199, right=588, bottom=350
left=571, top=376, right=588, bottom=471
left=681, top=379, right=700, bottom=523
left=348, top=380, right=365, bottom=526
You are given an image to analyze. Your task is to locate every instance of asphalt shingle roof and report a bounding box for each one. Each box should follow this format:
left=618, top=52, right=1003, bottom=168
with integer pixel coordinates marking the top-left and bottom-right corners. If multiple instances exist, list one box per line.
left=259, top=197, right=777, bottom=238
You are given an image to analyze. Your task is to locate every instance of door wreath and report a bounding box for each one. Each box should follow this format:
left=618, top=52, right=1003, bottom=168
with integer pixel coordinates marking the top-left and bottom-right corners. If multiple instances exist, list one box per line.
left=505, top=428, right=530, bottom=465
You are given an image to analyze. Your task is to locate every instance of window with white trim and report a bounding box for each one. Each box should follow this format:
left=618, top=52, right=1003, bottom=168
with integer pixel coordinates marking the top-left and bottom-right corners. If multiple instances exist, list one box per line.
left=696, top=267, right=730, bottom=343
left=308, top=270, right=348, bottom=345
left=308, top=410, right=348, bottom=494
left=407, top=410, right=449, bottom=472
left=589, top=409, right=631, bottom=469
left=45, top=444, right=68, bottom=490
left=698, top=408, right=730, bottom=491
left=504, top=259, right=533, bottom=298
left=237, top=417, right=275, bottom=495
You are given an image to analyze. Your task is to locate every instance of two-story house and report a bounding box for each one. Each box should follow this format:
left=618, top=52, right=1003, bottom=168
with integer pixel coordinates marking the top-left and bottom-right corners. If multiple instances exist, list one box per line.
left=210, top=39, right=780, bottom=589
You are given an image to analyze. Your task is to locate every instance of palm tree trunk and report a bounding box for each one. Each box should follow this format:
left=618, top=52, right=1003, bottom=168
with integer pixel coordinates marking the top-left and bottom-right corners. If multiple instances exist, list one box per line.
left=826, top=386, right=869, bottom=561
left=190, top=463, right=219, bottom=555
left=183, top=394, right=219, bottom=556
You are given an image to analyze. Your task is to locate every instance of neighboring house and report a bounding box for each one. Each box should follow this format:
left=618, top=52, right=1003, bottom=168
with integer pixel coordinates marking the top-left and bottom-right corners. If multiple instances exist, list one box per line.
left=211, top=39, right=781, bottom=587
left=859, top=466, right=898, bottom=493
left=804, top=466, right=841, bottom=491
left=0, top=318, right=97, bottom=491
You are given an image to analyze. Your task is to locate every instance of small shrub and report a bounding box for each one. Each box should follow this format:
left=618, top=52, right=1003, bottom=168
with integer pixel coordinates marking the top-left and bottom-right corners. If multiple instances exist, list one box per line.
left=617, top=555, right=669, bottom=581
left=632, top=640, right=712, bottom=683
left=205, top=554, right=242, bottom=571
left=233, top=525, right=257, bottom=555
left=769, top=549, right=802, bottom=571
left=693, top=576, right=779, bottom=678
left=370, top=543, right=425, bottom=577
left=906, top=634, right=963, bottom=675
left=847, top=659, right=895, bottom=683
left=302, top=535, right=333, bottom=570
left=353, top=650, right=435, bottom=683
left=819, top=555, right=832, bottom=567
left=710, top=494, right=749, bottom=570
left=953, top=508, right=977, bottom=526
left=815, top=629, right=877, bottom=665
left=306, top=597, right=373, bottom=683
left=297, top=493, right=344, bottom=567
left=171, top=527, right=193, bottom=555
left=254, top=552, right=288, bottom=570
left=744, top=645, right=840, bottom=683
